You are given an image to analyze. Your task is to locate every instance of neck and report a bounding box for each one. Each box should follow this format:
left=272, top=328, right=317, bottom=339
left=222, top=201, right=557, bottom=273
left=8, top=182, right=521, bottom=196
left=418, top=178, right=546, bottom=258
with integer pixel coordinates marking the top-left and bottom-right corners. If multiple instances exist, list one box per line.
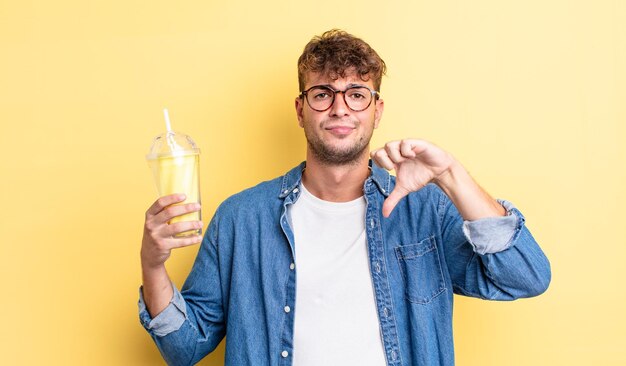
left=302, top=151, right=370, bottom=202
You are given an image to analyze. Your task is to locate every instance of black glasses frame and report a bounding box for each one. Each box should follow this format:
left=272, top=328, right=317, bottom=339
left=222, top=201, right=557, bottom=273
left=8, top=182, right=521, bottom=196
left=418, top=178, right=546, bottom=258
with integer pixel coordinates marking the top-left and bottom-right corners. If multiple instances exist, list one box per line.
left=300, top=85, right=380, bottom=112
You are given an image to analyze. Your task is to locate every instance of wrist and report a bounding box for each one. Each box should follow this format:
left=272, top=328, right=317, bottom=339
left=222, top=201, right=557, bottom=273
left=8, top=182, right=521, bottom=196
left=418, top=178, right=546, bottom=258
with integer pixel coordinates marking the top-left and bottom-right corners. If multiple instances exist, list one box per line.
left=141, top=254, right=167, bottom=276
left=433, top=159, right=465, bottom=192
left=432, top=160, right=506, bottom=220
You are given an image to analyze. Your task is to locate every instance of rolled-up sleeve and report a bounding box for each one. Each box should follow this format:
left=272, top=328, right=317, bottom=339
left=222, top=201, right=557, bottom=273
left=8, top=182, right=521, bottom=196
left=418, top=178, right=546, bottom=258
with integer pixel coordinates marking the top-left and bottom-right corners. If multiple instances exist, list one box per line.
left=138, top=282, right=187, bottom=337
left=462, top=199, right=521, bottom=255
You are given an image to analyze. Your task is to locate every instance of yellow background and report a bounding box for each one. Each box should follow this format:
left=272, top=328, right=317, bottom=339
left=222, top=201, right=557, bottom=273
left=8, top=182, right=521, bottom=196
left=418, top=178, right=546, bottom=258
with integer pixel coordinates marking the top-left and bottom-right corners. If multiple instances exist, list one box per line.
left=1, top=1, right=624, bottom=365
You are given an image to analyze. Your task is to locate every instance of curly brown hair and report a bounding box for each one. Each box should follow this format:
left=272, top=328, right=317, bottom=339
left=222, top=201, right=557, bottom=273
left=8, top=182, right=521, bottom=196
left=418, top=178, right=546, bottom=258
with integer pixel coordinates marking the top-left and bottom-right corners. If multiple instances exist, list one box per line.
left=297, top=29, right=387, bottom=92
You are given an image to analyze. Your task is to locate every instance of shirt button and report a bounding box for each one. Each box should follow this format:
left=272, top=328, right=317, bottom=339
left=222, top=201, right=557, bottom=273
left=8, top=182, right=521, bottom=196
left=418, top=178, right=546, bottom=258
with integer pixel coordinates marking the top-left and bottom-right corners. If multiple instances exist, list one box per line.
left=281, top=350, right=289, bottom=358
left=290, top=263, right=295, bottom=270
left=391, top=350, right=397, bottom=360
left=283, top=190, right=289, bottom=195
left=375, top=262, right=381, bottom=273
left=293, top=188, right=299, bottom=193
left=284, top=306, right=291, bottom=313
left=383, top=307, right=389, bottom=317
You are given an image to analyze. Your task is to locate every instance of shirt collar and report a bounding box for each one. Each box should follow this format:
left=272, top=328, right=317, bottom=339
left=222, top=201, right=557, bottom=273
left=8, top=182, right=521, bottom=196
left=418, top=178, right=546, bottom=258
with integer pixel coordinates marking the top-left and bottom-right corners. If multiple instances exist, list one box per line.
left=278, top=160, right=391, bottom=198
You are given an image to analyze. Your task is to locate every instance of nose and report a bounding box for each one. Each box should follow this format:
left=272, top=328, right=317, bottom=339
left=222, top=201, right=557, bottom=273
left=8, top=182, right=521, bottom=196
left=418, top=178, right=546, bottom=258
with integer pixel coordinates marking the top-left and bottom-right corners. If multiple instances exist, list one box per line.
left=328, top=91, right=350, bottom=117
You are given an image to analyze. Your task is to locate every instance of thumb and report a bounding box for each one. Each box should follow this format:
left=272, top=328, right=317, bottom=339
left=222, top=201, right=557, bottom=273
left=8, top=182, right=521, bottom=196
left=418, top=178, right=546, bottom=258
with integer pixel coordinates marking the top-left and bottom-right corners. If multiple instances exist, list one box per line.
left=382, top=186, right=409, bottom=218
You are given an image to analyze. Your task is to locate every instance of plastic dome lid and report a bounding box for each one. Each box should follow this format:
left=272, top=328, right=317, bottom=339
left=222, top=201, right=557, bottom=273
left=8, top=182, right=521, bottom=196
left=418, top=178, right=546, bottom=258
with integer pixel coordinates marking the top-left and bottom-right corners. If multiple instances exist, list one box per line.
left=147, top=131, right=200, bottom=159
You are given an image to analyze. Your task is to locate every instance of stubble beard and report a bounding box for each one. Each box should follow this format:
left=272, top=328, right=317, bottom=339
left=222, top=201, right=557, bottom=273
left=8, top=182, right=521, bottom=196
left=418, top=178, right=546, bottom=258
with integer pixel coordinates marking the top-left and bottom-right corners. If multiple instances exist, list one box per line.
left=304, top=125, right=373, bottom=167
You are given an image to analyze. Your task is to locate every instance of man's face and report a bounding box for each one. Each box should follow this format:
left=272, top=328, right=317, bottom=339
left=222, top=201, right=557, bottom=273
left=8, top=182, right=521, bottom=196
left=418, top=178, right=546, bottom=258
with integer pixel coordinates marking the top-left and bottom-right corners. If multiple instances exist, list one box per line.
left=295, top=70, right=384, bottom=166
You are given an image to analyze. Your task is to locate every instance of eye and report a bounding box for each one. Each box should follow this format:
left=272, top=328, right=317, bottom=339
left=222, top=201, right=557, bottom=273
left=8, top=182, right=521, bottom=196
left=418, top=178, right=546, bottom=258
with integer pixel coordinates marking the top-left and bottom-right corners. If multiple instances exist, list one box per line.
left=347, top=88, right=369, bottom=100
left=310, top=87, right=333, bottom=100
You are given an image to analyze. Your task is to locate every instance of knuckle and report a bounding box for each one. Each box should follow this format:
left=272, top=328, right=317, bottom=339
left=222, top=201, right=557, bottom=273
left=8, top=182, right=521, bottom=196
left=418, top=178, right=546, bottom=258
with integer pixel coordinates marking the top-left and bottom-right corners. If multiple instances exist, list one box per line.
left=170, top=222, right=185, bottom=232
left=145, top=220, right=156, bottom=231
left=157, top=197, right=168, bottom=207
left=148, top=230, right=160, bottom=242
left=188, top=236, right=201, bottom=245
left=154, top=238, right=168, bottom=250
left=165, top=206, right=179, bottom=217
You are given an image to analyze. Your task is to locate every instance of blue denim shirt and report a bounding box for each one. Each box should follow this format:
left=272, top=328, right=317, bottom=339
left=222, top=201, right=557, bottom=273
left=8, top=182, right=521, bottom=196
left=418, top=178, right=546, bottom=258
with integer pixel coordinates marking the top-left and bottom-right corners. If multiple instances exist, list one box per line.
left=139, top=162, right=551, bottom=366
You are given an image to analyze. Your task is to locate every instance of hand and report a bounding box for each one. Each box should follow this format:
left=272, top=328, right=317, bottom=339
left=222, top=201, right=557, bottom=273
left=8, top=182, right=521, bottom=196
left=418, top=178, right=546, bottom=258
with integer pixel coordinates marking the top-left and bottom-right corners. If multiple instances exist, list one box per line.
left=141, top=194, right=203, bottom=270
left=370, top=139, right=456, bottom=218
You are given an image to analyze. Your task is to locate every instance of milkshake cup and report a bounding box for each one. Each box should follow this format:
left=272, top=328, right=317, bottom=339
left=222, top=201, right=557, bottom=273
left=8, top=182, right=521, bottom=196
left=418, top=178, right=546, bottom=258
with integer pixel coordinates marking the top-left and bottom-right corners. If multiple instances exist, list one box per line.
left=146, top=110, right=201, bottom=237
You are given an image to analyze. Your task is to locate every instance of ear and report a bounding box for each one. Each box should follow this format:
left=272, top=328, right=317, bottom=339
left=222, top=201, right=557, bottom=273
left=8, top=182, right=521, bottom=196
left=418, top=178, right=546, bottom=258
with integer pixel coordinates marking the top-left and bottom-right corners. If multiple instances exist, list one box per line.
left=295, top=96, right=305, bottom=128
left=373, top=98, right=384, bottom=129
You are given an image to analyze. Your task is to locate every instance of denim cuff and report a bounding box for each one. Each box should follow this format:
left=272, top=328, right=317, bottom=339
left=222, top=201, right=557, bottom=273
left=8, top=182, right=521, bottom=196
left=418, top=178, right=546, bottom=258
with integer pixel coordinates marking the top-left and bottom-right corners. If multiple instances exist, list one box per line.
left=462, top=199, right=523, bottom=255
left=138, top=282, right=187, bottom=337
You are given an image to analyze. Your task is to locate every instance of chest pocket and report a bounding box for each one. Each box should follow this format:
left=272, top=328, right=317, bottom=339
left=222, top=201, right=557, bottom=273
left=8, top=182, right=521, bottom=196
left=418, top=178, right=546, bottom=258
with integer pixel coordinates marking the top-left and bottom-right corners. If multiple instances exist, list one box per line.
left=394, top=236, right=446, bottom=304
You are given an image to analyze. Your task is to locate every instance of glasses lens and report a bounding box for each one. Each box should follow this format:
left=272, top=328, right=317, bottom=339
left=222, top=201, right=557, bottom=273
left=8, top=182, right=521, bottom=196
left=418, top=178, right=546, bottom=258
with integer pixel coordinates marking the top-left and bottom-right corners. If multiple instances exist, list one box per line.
left=306, top=86, right=334, bottom=111
left=345, top=87, right=373, bottom=111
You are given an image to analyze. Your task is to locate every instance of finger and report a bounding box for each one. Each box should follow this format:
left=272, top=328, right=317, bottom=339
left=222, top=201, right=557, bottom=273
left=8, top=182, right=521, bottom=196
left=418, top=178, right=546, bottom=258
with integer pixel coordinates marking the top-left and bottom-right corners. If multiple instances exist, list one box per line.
left=384, top=141, right=406, bottom=164
left=157, top=202, right=201, bottom=223
left=146, top=194, right=187, bottom=217
left=408, top=139, right=430, bottom=155
left=371, top=148, right=395, bottom=170
left=382, top=186, right=409, bottom=218
left=168, top=235, right=203, bottom=249
left=163, top=220, right=204, bottom=237
left=399, top=139, right=418, bottom=158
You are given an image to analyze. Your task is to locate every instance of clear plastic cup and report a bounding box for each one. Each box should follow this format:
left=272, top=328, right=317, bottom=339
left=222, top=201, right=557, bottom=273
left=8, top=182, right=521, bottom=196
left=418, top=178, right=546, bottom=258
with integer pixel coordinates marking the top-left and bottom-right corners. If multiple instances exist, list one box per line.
left=147, top=131, right=201, bottom=237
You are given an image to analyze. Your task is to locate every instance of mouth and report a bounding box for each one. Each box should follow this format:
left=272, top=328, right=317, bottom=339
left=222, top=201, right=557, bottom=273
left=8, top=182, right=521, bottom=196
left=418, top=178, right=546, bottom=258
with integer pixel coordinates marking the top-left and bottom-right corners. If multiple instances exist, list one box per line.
left=324, top=125, right=356, bottom=135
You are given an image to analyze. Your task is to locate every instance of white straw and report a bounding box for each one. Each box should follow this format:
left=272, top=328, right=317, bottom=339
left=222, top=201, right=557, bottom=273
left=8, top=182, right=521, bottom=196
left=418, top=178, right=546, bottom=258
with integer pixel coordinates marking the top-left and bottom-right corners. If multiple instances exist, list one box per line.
left=163, top=108, right=173, bottom=133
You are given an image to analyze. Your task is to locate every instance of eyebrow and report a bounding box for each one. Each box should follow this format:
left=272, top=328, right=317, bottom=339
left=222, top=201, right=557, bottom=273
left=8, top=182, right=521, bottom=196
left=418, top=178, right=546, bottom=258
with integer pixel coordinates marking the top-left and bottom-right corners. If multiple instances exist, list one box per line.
left=311, top=83, right=367, bottom=90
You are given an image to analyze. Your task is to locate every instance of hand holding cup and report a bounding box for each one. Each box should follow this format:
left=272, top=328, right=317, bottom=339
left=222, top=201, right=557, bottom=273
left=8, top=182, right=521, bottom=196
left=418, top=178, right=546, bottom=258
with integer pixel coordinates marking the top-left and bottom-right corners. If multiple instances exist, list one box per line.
left=141, top=194, right=203, bottom=269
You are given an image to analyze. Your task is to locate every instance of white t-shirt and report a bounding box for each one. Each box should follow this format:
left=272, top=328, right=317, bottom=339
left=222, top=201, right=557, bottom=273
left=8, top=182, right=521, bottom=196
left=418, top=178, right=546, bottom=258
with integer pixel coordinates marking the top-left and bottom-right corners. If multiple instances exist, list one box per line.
left=288, top=183, right=387, bottom=366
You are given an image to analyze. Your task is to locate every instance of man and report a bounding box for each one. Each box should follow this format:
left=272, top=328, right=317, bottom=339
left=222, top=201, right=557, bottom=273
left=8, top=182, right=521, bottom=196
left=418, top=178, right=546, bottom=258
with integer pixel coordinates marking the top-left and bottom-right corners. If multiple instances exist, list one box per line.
left=139, top=29, right=551, bottom=366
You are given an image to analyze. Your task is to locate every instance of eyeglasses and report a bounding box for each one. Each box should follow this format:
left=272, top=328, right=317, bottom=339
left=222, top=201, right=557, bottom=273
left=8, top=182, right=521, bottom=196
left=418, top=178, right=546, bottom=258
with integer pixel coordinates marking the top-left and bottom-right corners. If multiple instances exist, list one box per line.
left=300, top=85, right=380, bottom=112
